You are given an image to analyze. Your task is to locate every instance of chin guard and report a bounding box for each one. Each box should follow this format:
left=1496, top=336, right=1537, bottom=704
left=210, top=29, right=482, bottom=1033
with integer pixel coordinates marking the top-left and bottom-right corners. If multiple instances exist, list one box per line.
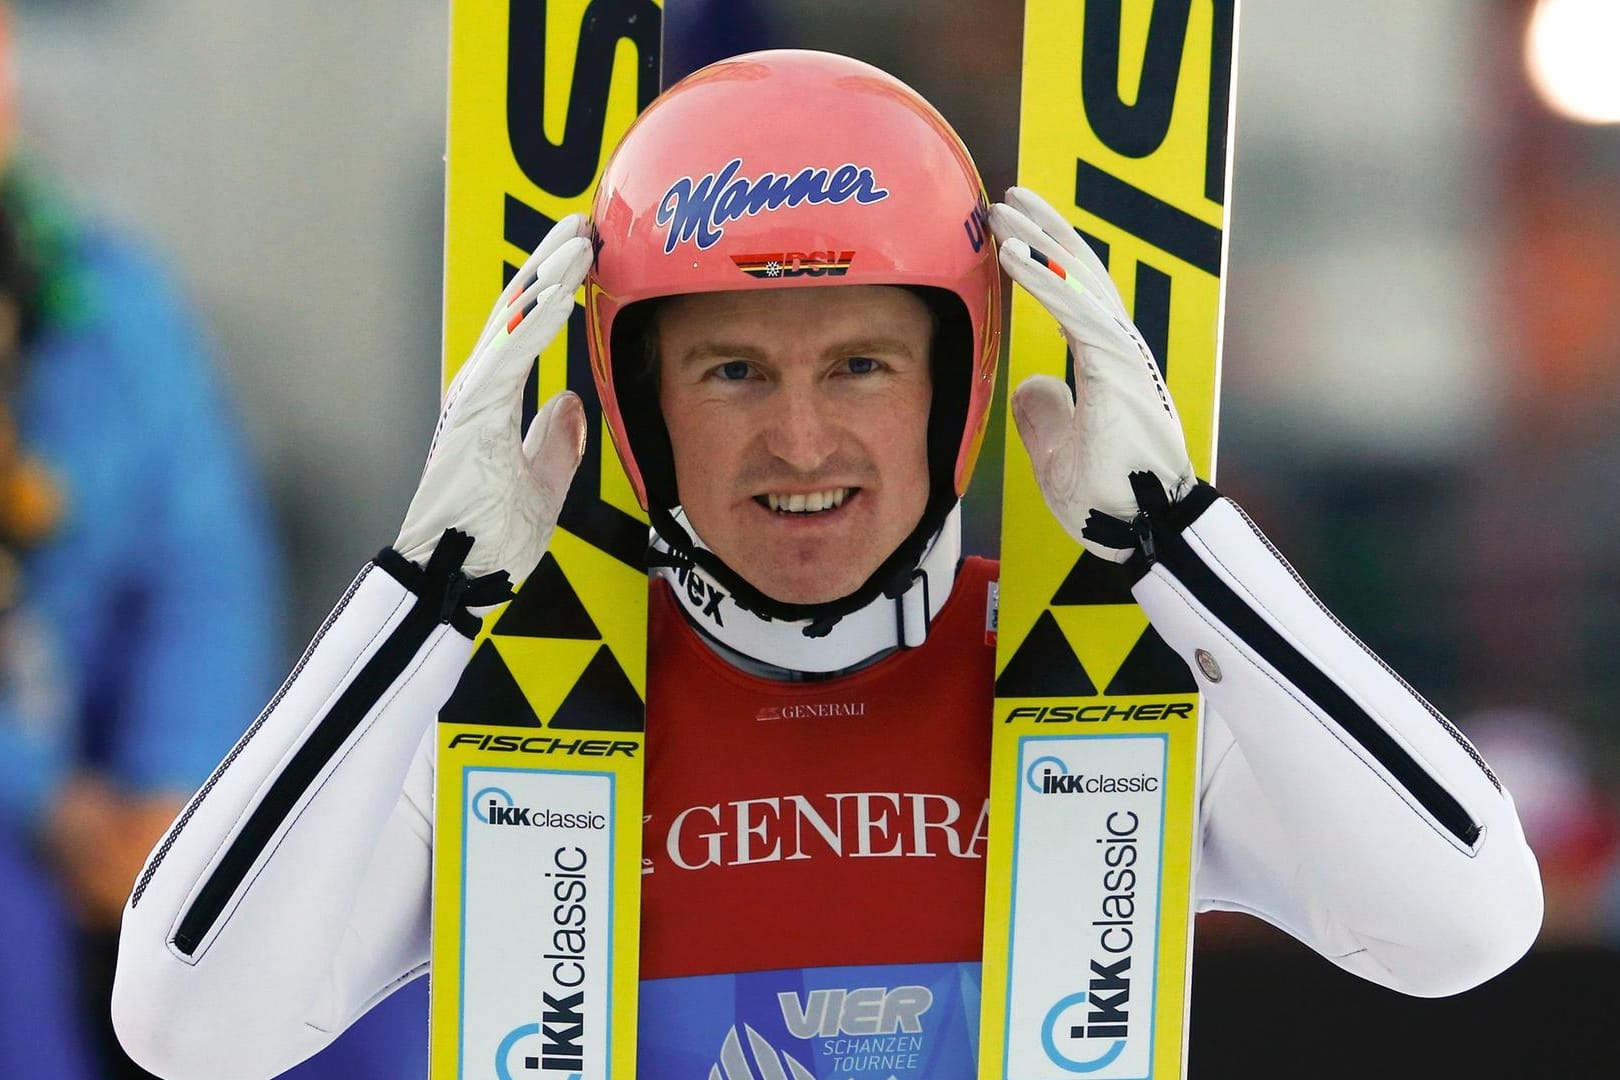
left=649, top=504, right=963, bottom=675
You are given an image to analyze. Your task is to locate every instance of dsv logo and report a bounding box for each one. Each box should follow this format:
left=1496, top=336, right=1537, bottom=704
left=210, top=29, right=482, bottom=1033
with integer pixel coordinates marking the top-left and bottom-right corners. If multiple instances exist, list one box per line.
left=1026, top=756, right=1160, bottom=796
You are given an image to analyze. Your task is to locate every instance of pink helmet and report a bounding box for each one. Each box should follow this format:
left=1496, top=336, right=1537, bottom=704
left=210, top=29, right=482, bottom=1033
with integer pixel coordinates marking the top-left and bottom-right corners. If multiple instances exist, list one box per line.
left=586, top=49, right=1000, bottom=511
left=585, top=49, right=1000, bottom=620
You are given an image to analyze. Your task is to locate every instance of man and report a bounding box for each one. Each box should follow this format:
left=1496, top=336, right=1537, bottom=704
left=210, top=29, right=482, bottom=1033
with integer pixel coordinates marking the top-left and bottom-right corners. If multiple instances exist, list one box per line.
left=111, top=51, right=1541, bottom=1079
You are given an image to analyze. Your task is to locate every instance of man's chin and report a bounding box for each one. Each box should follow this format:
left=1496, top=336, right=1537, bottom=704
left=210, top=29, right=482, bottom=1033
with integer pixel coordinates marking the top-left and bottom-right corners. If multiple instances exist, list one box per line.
left=734, top=561, right=871, bottom=609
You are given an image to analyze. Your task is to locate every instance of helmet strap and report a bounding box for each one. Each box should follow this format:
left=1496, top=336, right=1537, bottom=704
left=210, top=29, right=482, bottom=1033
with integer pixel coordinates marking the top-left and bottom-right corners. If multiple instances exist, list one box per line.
left=649, top=504, right=962, bottom=675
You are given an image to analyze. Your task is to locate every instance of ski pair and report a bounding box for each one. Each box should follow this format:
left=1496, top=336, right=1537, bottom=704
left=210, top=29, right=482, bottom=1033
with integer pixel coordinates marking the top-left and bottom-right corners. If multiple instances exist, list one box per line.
left=432, top=2, right=1236, bottom=1077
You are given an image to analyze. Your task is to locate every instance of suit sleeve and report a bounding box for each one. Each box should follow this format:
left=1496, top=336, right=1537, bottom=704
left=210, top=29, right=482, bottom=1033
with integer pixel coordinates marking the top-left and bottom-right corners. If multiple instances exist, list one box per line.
left=1126, top=482, right=1543, bottom=998
left=111, top=533, right=505, bottom=1079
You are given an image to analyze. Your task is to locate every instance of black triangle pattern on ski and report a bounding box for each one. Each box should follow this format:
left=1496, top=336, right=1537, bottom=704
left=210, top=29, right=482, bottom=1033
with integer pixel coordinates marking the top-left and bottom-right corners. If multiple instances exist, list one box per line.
left=1050, top=552, right=1138, bottom=606
left=549, top=644, right=646, bottom=732
left=995, top=610, right=1098, bottom=697
left=492, top=552, right=600, bottom=640
left=439, top=641, right=543, bottom=728
left=1105, top=624, right=1197, bottom=695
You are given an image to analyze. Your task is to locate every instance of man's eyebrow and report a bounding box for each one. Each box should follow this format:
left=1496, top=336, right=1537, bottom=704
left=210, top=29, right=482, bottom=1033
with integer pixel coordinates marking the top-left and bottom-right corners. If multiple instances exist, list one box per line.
left=675, top=336, right=922, bottom=368
left=673, top=341, right=767, bottom=369
left=824, top=337, right=923, bottom=361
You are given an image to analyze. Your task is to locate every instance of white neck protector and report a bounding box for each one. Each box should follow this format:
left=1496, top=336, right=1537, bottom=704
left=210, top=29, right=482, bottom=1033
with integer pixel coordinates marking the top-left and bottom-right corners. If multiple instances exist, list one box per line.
left=651, top=505, right=963, bottom=674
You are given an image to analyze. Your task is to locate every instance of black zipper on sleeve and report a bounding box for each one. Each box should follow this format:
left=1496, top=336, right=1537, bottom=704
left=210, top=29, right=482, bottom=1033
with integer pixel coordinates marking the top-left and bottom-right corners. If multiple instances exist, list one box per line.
left=130, top=566, right=373, bottom=911
left=171, top=531, right=508, bottom=956
left=1129, top=475, right=1483, bottom=849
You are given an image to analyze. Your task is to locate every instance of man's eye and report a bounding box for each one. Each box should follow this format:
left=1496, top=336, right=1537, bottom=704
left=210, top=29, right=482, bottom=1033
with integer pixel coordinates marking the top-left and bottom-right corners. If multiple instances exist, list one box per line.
left=846, top=356, right=879, bottom=375
left=718, top=360, right=751, bottom=380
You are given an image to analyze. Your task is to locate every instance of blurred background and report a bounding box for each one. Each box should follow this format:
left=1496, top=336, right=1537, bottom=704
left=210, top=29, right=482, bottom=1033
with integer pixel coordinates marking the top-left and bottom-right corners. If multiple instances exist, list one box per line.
left=1, top=0, right=1617, bottom=1076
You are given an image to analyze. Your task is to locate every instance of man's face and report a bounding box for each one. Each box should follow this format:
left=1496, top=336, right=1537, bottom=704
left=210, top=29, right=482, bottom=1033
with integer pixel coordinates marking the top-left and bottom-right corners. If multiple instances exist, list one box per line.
left=657, top=285, right=934, bottom=605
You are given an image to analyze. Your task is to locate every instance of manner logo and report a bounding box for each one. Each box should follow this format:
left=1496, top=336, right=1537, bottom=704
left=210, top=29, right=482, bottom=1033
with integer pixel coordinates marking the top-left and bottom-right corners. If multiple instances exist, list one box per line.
left=656, top=158, right=889, bottom=253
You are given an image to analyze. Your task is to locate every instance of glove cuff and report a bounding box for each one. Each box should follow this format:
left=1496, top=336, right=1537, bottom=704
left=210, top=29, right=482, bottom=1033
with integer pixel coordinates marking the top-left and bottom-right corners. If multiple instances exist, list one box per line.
left=1076, top=471, right=1220, bottom=578
left=374, top=528, right=513, bottom=638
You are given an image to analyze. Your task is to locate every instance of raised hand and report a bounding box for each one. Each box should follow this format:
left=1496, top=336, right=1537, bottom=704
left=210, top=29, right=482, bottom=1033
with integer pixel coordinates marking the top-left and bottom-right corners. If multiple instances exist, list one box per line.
left=991, top=187, right=1196, bottom=562
left=394, top=214, right=593, bottom=581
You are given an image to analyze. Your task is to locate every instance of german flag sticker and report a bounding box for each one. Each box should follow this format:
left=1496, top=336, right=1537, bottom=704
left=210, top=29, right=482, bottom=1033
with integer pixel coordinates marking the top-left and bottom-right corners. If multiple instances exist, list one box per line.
left=730, top=250, right=857, bottom=279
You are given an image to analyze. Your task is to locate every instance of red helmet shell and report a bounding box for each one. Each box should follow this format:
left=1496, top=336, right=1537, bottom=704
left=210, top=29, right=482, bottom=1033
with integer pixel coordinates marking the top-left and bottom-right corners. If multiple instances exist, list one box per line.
left=586, top=49, right=1000, bottom=510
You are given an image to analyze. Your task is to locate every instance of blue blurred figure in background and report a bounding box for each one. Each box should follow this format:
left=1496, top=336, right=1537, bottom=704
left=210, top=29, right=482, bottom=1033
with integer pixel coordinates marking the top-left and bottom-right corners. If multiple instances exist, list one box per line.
left=0, top=5, right=427, bottom=1074
left=0, top=153, right=282, bottom=1078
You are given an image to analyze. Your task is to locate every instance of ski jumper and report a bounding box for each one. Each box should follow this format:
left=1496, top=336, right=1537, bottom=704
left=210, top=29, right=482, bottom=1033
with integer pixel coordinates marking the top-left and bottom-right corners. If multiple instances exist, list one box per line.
left=108, top=493, right=1543, bottom=1079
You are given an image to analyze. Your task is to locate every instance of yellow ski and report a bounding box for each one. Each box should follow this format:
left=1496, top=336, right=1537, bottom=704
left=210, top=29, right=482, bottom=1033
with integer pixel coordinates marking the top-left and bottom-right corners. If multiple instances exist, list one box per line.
left=982, top=2, right=1238, bottom=1077
left=431, top=4, right=661, bottom=1078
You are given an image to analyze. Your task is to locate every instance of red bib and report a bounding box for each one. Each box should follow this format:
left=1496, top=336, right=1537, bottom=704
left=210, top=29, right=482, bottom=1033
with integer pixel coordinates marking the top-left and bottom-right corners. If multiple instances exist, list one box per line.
left=641, top=558, right=998, bottom=981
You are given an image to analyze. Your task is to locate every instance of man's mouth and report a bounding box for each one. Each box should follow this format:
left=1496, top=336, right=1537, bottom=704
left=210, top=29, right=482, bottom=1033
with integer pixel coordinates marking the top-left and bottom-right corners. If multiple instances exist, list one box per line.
left=755, top=487, right=854, bottom=514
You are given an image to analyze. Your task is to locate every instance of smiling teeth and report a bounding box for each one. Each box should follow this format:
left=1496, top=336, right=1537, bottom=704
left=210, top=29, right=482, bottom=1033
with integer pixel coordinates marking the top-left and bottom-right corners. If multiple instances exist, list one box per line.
left=767, top=488, right=849, bottom=513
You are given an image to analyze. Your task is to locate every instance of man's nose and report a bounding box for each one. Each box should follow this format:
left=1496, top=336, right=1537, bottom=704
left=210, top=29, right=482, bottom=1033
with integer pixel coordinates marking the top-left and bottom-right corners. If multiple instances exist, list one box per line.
left=763, top=383, right=841, bottom=473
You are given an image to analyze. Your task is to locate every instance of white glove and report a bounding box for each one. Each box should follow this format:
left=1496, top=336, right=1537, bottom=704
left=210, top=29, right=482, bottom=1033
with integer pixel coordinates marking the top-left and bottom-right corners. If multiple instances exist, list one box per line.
left=394, top=214, right=592, bottom=580
left=991, top=186, right=1197, bottom=563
